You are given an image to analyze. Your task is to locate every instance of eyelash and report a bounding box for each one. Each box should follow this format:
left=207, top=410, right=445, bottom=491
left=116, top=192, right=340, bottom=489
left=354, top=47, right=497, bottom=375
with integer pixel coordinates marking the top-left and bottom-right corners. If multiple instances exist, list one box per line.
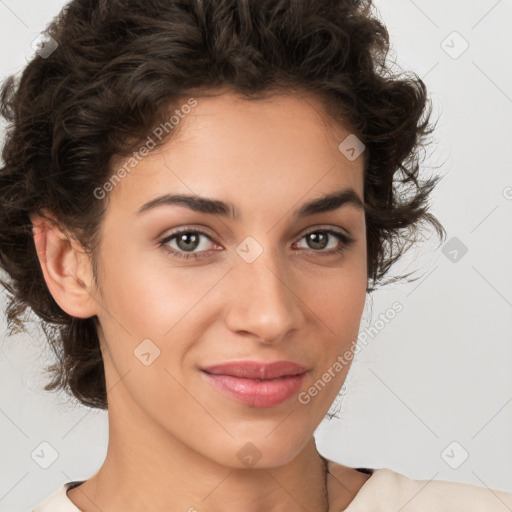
left=158, top=227, right=355, bottom=261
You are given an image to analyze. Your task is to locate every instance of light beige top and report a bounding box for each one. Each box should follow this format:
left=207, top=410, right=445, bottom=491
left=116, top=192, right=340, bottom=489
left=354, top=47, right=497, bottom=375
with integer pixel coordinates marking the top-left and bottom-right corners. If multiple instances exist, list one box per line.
left=32, top=467, right=512, bottom=511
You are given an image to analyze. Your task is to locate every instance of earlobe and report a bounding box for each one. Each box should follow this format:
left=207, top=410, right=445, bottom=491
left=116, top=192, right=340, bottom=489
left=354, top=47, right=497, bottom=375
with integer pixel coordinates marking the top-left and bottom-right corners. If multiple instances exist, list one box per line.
left=30, top=211, right=98, bottom=319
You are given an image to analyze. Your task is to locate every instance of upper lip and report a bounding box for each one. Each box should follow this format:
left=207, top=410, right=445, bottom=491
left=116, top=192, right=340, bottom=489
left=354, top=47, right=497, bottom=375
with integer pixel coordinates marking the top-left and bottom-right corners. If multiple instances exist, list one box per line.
left=201, top=360, right=309, bottom=380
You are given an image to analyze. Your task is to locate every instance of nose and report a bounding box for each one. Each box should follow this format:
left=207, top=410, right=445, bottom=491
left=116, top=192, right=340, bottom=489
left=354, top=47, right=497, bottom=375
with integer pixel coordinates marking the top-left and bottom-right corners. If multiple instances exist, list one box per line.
left=223, top=246, right=305, bottom=344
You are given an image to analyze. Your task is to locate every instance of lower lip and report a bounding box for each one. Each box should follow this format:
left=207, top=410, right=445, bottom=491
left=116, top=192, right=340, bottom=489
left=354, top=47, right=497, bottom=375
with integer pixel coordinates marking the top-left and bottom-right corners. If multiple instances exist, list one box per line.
left=201, top=371, right=307, bottom=407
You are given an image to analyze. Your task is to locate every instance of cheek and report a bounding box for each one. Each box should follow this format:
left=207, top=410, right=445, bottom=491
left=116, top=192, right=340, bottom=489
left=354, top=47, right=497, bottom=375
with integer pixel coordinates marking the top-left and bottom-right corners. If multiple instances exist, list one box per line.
left=96, top=242, right=229, bottom=379
left=312, top=258, right=367, bottom=339
left=97, top=238, right=196, bottom=335
left=304, top=254, right=367, bottom=392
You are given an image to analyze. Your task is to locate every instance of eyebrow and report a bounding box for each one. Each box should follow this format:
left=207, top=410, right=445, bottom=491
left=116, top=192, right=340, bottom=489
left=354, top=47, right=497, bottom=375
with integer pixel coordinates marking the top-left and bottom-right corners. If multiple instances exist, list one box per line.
left=137, top=187, right=365, bottom=220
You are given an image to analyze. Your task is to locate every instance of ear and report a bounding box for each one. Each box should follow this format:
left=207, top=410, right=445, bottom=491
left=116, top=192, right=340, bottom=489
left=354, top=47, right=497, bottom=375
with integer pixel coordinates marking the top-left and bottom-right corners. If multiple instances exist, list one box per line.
left=30, top=210, right=98, bottom=319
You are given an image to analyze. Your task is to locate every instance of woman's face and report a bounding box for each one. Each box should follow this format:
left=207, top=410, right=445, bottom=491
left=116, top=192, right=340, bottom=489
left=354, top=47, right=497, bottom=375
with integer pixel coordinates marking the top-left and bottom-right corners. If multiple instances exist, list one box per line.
left=92, top=91, right=367, bottom=468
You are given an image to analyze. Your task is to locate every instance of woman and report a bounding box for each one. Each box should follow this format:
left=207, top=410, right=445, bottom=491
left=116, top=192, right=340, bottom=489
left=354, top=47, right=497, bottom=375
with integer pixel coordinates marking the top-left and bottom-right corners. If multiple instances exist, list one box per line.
left=0, top=0, right=510, bottom=510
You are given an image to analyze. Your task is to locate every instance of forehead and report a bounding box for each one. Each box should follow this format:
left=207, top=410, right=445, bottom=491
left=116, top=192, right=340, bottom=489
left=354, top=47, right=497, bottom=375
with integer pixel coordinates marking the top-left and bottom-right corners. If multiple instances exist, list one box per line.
left=107, top=91, right=364, bottom=215
left=171, top=90, right=354, bottom=149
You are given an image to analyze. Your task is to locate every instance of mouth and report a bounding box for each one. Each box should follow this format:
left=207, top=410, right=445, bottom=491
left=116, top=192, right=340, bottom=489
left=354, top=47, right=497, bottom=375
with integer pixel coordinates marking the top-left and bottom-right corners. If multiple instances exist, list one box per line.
left=200, top=360, right=309, bottom=407
left=200, top=360, right=309, bottom=379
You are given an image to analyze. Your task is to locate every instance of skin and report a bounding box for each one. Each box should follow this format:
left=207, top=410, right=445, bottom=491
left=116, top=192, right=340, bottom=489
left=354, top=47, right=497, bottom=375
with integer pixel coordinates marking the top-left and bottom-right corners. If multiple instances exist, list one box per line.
left=32, top=90, right=370, bottom=512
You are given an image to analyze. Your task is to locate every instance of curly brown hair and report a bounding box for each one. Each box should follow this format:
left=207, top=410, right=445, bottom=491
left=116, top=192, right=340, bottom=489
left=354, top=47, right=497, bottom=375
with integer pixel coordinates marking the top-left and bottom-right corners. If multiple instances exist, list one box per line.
left=0, top=0, right=446, bottom=410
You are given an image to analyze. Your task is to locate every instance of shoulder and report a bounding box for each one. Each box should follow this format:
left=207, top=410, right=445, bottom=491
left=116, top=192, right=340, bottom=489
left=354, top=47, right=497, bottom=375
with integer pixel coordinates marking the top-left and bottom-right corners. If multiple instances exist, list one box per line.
left=32, top=481, right=83, bottom=512
left=326, top=461, right=512, bottom=511
left=326, top=460, right=374, bottom=510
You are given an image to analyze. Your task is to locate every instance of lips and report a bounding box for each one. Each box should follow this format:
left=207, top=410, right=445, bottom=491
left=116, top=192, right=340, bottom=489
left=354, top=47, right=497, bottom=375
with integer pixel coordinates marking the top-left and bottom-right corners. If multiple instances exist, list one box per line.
left=201, top=360, right=309, bottom=380
left=200, top=360, right=310, bottom=407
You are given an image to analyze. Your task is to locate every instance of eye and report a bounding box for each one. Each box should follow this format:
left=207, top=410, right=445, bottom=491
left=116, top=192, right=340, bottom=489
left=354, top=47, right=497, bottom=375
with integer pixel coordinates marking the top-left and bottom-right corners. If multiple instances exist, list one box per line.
left=158, top=227, right=355, bottom=261
left=293, top=229, right=355, bottom=256
left=158, top=228, right=218, bottom=260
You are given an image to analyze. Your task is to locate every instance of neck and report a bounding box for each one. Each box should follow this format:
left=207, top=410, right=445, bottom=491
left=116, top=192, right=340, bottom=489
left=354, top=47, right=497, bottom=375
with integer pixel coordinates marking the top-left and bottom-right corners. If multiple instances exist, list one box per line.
left=68, top=386, right=330, bottom=512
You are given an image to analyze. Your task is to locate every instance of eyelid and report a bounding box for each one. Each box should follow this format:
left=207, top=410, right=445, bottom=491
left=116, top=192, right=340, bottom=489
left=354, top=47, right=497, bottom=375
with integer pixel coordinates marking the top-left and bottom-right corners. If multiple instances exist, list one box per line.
left=157, top=223, right=216, bottom=240
left=296, top=224, right=352, bottom=240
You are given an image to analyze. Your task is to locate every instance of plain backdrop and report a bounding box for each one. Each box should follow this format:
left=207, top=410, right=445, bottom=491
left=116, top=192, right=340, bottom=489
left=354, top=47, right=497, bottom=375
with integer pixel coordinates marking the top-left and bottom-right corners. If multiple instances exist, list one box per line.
left=1, top=1, right=511, bottom=510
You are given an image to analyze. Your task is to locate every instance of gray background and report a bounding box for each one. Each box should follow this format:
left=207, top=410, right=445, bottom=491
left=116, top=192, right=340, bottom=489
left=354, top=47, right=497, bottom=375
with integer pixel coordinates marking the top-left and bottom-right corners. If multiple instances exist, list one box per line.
left=1, top=0, right=511, bottom=510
